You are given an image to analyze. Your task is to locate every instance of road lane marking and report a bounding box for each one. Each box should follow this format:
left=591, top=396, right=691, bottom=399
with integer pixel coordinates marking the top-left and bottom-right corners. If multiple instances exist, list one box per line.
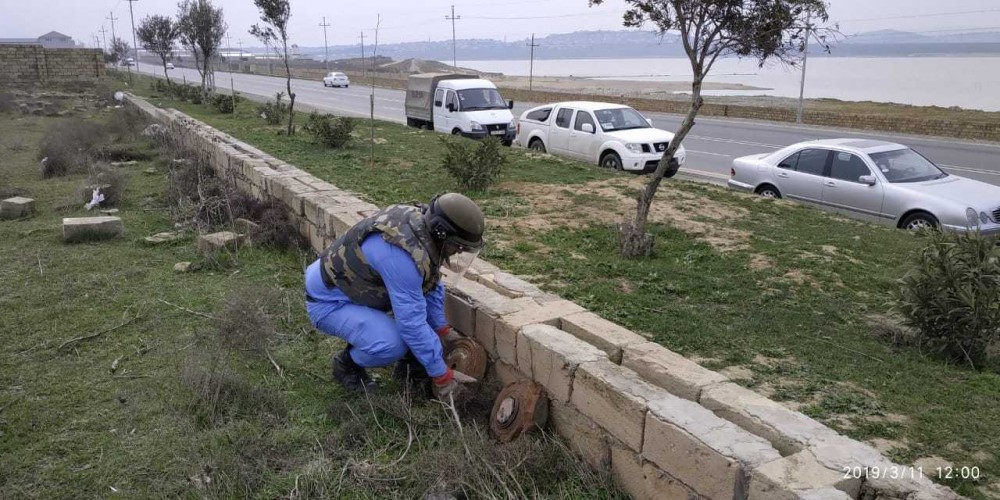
left=686, top=135, right=784, bottom=149
left=939, top=164, right=1000, bottom=176
left=687, top=150, right=732, bottom=157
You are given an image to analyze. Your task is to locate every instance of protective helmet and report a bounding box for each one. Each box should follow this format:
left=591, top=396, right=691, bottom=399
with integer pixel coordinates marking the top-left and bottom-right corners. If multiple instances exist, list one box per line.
left=425, top=193, right=485, bottom=251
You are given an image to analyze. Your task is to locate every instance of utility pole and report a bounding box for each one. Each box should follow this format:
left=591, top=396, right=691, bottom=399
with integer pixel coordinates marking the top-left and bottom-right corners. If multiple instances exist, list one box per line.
left=320, top=17, right=331, bottom=72
left=796, top=12, right=811, bottom=125
left=359, top=31, right=366, bottom=79
left=446, top=5, right=460, bottom=69
left=98, top=26, right=109, bottom=53
left=107, top=12, right=118, bottom=42
left=527, top=34, right=540, bottom=95
left=125, top=0, right=140, bottom=82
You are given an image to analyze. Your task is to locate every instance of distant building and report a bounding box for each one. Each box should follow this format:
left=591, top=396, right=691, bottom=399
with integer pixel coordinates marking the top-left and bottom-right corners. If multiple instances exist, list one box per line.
left=0, top=31, right=76, bottom=49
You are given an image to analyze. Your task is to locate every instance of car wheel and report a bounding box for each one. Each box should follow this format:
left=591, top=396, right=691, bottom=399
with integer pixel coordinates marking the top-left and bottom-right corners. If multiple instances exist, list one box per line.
left=452, top=129, right=462, bottom=136
left=756, top=185, right=781, bottom=199
left=601, top=152, right=623, bottom=171
left=901, top=212, right=938, bottom=231
left=528, top=138, right=546, bottom=153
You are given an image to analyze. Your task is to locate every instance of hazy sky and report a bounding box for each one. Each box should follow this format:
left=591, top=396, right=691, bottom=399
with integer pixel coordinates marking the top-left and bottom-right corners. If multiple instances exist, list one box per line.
left=3, top=0, right=999, bottom=48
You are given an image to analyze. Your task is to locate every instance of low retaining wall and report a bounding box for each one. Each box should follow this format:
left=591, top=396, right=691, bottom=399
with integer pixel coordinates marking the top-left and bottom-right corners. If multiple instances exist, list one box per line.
left=0, top=45, right=105, bottom=85
left=123, top=93, right=962, bottom=500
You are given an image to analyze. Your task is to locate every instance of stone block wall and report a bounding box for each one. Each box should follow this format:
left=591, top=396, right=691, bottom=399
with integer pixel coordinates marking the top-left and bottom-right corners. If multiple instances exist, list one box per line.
left=123, top=93, right=963, bottom=500
left=0, top=45, right=105, bottom=85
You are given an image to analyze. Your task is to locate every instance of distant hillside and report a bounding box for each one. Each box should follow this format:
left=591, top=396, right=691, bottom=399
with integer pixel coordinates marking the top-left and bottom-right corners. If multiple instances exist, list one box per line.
left=270, top=29, right=1000, bottom=61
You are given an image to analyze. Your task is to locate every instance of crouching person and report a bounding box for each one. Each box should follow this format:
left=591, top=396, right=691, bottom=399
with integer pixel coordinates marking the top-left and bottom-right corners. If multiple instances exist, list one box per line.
left=304, top=193, right=484, bottom=399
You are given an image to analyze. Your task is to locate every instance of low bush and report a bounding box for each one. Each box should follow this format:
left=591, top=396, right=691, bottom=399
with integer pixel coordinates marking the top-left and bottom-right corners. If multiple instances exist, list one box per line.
left=181, top=350, right=287, bottom=428
left=0, top=92, right=15, bottom=113
left=303, top=111, right=354, bottom=148
left=79, top=164, right=128, bottom=207
left=37, top=119, right=107, bottom=177
left=256, top=92, right=288, bottom=126
left=209, top=92, right=242, bottom=114
left=896, top=229, right=1000, bottom=371
left=214, top=287, right=280, bottom=355
left=440, top=136, right=507, bottom=192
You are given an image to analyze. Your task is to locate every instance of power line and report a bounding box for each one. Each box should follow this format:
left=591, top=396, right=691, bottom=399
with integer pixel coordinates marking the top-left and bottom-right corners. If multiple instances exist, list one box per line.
left=107, top=12, right=118, bottom=41
left=98, top=25, right=109, bottom=53
left=839, top=8, right=1000, bottom=23
left=463, top=11, right=611, bottom=20
left=527, top=33, right=539, bottom=95
left=125, top=0, right=140, bottom=78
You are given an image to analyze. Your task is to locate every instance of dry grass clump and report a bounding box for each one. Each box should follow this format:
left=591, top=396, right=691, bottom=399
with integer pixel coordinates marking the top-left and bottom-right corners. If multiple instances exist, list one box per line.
left=37, top=119, right=106, bottom=177
left=214, top=287, right=281, bottom=355
left=78, top=163, right=128, bottom=207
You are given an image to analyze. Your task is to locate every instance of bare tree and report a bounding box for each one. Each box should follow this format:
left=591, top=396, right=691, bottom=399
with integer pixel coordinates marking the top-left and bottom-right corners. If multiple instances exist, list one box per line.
left=590, top=0, right=829, bottom=257
left=251, top=0, right=295, bottom=135
left=108, top=37, right=130, bottom=66
left=177, top=0, right=226, bottom=93
left=137, top=15, right=179, bottom=84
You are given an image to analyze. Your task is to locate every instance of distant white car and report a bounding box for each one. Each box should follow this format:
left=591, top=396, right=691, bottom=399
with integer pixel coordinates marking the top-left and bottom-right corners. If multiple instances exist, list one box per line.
left=165, top=62, right=175, bottom=70
left=515, top=101, right=686, bottom=173
left=729, top=138, right=1000, bottom=233
left=323, top=72, right=349, bottom=88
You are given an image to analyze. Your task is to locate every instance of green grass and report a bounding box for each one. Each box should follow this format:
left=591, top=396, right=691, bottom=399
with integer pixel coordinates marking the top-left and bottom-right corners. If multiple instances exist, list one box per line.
left=0, top=87, right=626, bottom=499
left=124, top=75, right=1000, bottom=498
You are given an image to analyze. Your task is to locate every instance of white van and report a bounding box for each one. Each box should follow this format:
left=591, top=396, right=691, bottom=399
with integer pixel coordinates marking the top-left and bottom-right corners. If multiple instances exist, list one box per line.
left=405, top=73, right=516, bottom=146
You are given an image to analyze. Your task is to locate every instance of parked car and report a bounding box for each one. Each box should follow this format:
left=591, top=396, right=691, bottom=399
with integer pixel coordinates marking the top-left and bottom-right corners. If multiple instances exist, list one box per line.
left=515, top=102, right=686, bottom=174
left=323, top=72, right=349, bottom=88
left=165, top=62, right=175, bottom=70
left=729, top=138, right=1000, bottom=233
left=405, top=73, right=516, bottom=145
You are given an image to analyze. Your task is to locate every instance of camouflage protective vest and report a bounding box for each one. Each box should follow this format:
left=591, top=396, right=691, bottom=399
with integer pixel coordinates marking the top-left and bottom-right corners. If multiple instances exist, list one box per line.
left=320, top=204, right=442, bottom=311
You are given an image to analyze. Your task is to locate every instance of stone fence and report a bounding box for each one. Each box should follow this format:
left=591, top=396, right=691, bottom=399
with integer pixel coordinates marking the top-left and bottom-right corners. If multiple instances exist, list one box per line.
left=0, top=45, right=105, bottom=85
left=123, top=93, right=962, bottom=500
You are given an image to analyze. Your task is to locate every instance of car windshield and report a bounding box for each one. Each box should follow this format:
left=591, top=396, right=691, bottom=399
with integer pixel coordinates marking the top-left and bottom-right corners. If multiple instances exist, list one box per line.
left=456, top=88, right=508, bottom=110
left=869, top=148, right=947, bottom=183
left=594, top=107, right=650, bottom=132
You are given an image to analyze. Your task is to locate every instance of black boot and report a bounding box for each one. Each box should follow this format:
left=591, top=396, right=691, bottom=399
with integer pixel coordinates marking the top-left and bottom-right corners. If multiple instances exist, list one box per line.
left=332, top=348, right=377, bottom=393
left=392, top=351, right=431, bottom=396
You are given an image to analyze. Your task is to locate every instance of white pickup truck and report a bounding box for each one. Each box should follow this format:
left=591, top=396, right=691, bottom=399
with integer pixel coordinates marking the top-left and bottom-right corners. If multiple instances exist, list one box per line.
left=515, top=101, right=686, bottom=174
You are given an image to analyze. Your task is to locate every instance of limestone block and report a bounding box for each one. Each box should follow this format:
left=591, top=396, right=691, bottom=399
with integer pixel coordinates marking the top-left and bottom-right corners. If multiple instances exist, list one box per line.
left=610, top=444, right=699, bottom=500
left=494, top=300, right=585, bottom=366
left=549, top=401, right=613, bottom=473
left=748, top=450, right=861, bottom=500
left=643, top=393, right=781, bottom=500
left=444, top=293, right=475, bottom=336
left=797, top=488, right=854, bottom=500
left=326, top=211, right=363, bottom=240
left=569, top=359, right=664, bottom=451
left=62, top=216, right=124, bottom=242
left=197, top=231, right=244, bottom=252
left=560, top=311, right=647, bottom=364
left=700, top=382, right=839, bottom=455
left=489, top=361, right=526, bottom=388
left=517, top=324, right=605, bottom=402
left=623, top=342, right=728, bottom=401
left=1, top=197, right=35, bottom=219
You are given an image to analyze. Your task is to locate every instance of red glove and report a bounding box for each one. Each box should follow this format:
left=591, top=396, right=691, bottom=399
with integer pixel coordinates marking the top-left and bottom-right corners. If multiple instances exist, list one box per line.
left=432, top=368, right=477, bottom=400
left=435, top=326, right=452, bottom=339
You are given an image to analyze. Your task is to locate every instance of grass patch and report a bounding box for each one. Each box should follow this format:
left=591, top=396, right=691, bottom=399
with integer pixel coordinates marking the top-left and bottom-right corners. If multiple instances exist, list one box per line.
left=127, top=74, right=1000, bottom=498
left=0, top=84, right=627, bottom=499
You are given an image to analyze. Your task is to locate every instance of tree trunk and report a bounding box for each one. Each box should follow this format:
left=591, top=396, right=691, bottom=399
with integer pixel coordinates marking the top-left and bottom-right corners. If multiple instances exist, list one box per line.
left=283, top=41, right=295, bottom=135
left=162, top=57, right=171, bottom=85
left=619, top=77, right=705, bottom=258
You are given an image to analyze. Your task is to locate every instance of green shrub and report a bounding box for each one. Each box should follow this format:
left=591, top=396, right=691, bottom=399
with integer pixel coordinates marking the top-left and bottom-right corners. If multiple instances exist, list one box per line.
left=896, top=230, right=1000, bottom=371
left=209, top=92, right=242, bottom=114
left=256, top=92, right=288, bottom=126
left=440, top=136, right=507, bottom=192
left=303, top=111, right=354, bottom=148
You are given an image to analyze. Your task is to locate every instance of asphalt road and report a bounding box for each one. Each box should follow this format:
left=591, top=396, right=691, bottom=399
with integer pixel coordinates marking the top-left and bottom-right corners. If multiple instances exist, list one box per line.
left=139, top=65, right=1000, bottom=186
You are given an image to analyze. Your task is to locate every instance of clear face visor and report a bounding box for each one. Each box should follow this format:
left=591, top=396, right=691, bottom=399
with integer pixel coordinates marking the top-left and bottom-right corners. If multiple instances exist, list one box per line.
left=443, top=242, right=481, bottom=285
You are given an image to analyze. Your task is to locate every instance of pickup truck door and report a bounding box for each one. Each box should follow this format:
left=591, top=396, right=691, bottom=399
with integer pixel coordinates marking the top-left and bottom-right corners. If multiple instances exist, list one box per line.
left=569, top=111, right=598, bottom=161
left=548, top=107, right=574, bottom=154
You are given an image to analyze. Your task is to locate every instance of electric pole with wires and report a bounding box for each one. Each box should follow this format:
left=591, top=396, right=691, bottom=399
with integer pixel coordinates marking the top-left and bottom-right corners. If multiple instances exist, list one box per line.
left=107, top=12, right=118, bottom=43
left=126, top=0, right=140, bottom=79
left=359, top=31, right=366, bottom=79
left=98, top=26, right=109, bottom=54
left=446, top=5, right=460, bottom=70
left=796, top=12, right=812, bottom=125
left=320, top=17, right=331, bottom=72
left=527, top=34, right=540, bottom=96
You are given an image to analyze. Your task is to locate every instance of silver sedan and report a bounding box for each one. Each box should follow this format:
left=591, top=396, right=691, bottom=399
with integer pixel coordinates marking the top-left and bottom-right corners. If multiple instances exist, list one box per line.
left=728, top=139, right=1000, bottom=234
